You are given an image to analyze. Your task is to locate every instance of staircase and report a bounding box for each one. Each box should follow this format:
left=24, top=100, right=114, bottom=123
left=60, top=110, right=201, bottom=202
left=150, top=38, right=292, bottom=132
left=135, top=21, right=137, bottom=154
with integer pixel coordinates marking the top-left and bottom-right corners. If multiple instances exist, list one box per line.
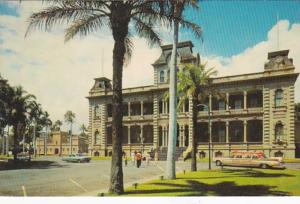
left=157, top=147, right=186, bottom=161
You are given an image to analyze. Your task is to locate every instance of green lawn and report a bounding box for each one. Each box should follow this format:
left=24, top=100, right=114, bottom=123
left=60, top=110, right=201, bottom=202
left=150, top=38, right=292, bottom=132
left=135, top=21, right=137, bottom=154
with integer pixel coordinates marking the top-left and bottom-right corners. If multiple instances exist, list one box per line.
left=123, top=168, right=300, bottom=196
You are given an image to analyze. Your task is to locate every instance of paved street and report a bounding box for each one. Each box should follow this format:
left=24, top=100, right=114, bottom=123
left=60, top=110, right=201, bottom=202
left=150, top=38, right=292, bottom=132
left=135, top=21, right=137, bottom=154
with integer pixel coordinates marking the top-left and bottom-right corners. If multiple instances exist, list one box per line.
left=1, top=157, right=299, bottom=196
left=0, top=157, right=213, bottom=196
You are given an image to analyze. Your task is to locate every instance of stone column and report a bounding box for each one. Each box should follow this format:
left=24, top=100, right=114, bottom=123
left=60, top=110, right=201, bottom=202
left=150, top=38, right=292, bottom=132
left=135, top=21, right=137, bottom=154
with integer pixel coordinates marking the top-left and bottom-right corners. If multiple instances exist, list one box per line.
left=209, top=94, right=212, bottom=112
left=162, top=126, right=165, bottom=146
left=244, top=91, right=247, bottom=110
left=244, top=120, right=247, bottom=143
left=183, top=101, right=186, bottom=113
left=141, top=101, right=144, bottom=116
left=128, top=125, right=131, bottom=144
left=140, top=125, right=144, bottom=144
left=128, top=102, right=131, bottom=117
left=226, top=93, right=229, bottom=111
left=226, top=121, right=229, bottom=143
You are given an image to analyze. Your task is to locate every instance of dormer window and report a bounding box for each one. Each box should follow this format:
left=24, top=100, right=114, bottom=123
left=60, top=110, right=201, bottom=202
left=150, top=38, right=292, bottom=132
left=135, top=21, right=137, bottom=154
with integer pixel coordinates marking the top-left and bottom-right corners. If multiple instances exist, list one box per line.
left=160, top=70, right=165, bottom=83
left=275, top=89, right=283, bottom=107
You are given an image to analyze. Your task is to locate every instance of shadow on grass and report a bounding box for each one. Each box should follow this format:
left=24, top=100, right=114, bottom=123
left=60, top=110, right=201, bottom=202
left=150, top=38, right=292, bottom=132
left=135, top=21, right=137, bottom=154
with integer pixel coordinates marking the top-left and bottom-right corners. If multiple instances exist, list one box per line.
left=220, top=169, right=295, bottom=178
left=125, top=180, right=290, bottom=196
left=0, top=160, right=67, bottom=171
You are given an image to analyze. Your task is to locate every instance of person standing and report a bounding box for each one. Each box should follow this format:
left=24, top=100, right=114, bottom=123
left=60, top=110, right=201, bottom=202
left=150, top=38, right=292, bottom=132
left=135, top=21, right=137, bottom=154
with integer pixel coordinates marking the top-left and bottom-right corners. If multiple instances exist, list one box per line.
left=136, top=152, right=142, bottom=168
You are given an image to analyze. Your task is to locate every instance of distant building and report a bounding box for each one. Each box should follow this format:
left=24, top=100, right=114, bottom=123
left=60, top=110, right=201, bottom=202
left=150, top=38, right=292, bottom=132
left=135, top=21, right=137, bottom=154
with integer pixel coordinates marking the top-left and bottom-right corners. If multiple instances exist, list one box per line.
left=295, top=105, right=300, bottom=158
left=87, top=41, right=299, bottom=159
left=36, top=131, right=88, bottom=156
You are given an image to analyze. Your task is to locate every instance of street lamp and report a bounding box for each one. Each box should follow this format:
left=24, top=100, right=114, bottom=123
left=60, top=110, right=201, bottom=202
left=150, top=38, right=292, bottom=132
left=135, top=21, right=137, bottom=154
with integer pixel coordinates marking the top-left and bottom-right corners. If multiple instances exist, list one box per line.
left=197, top=103, right=212, bottom=170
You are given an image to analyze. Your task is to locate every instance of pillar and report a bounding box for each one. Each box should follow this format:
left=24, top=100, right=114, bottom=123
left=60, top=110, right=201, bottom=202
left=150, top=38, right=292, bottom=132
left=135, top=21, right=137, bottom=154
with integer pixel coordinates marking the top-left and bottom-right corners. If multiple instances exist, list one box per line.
left=140, top=125, right=144, bottom=144
left=128, top=125, right=131, bottom=144
left=226, top=121, right=229, bottom=143
left=209, top=94, right=212, bottom=112
left=244, top=91, right=247, bottom=110
left=141, top=101, right=144, bottom=116
left=128, top=102, right=131, bottom=117
left=244, top=120, right=247, bottom=143
left=226, top=93, right=229, bottom=111
left=183, top=101, right=186, bottom=113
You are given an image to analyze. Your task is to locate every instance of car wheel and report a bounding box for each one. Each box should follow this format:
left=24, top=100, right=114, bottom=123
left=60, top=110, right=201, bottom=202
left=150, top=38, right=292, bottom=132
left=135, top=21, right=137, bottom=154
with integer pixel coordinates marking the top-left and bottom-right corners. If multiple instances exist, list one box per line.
left=260, top=164, right=268, bottom=169
left=216, top=160, right=222, bottom=166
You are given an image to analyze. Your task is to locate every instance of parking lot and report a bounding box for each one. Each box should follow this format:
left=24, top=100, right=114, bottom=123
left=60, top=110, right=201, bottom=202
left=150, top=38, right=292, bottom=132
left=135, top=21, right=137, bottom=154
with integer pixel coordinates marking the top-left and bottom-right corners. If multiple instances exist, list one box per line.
left=0, top=157, right=214, bottom=196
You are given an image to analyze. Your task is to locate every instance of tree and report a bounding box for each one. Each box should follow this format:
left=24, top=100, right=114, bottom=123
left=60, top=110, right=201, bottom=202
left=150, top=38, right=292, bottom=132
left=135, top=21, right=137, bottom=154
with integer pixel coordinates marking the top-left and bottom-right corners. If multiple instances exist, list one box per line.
left=79, top=124, right=87, bottom=136
left=53, top=120, right=63, bottom=131
left=165, top=0, right=202, bottom=179
left=25, top=0, right=201, bottom=194
left=8, top=86, right=36, bottom=160
left=177, top=63, right=217, bottom=171
left=64, top=110, right=75, bottom=154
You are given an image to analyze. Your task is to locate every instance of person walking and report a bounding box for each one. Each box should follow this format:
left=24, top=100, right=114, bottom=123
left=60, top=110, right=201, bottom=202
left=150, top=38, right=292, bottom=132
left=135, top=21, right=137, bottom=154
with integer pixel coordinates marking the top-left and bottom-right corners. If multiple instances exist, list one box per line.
left=131, top=151, right=135, bottom=166
left=136, top=152, right=142, bottom=168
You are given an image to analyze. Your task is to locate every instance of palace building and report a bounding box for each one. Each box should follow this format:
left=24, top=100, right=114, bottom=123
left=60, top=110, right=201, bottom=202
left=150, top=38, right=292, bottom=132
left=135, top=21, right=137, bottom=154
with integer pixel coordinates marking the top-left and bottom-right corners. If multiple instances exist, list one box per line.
left=87, top=41, right=299, bottom=159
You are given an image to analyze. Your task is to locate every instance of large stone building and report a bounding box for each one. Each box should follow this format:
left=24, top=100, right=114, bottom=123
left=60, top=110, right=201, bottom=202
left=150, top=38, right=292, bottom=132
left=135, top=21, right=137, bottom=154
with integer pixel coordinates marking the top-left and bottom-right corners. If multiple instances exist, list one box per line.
left=87, top=41, right=299, bottom=159
left=36, top=131, right=88, bottom=156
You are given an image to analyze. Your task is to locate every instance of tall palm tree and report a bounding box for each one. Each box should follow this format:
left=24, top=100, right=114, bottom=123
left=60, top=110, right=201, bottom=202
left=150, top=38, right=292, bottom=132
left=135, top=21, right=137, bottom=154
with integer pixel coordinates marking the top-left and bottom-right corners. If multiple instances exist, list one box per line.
left=54, top=120, right=63, bottom=131
left=177, top=63, right=217, bottom=171
left=64, top=110, right=75, bottom=154
left=41, top=111, right=52, bottom=156
left=25, top=0, right=201, bottom=194
left=166, top=0, right=201, bottom=179
left=79, top=124, right=87, bottom=136
left=8, top=86, right=36, bottom=160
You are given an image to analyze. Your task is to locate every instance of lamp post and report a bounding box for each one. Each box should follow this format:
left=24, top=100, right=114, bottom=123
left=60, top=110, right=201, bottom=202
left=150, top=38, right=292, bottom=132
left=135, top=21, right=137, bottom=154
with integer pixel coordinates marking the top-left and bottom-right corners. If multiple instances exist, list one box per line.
left=197, top=103, right=212, bottom=170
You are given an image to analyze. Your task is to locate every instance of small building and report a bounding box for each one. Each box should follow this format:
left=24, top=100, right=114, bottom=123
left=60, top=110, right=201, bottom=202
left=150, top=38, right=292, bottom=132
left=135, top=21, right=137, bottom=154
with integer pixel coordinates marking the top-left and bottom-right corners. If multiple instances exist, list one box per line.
left=87, top=41, right=299, bottom=159
left=36, top=131, right=88, bottom=156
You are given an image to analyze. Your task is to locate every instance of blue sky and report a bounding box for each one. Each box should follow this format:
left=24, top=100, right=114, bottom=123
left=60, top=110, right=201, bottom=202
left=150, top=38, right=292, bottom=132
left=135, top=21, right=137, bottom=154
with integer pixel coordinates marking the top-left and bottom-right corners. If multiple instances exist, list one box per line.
left=1, top=1, right=300, bottom=132
left=182, top=1, right=300, bottom=57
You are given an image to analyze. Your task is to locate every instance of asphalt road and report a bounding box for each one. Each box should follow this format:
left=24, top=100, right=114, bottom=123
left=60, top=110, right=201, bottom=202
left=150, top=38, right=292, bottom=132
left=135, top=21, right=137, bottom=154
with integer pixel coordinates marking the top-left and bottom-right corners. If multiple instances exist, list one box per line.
left=1, top=157, right=299, bottom=196
left=0, top=157, right=213, bottom=196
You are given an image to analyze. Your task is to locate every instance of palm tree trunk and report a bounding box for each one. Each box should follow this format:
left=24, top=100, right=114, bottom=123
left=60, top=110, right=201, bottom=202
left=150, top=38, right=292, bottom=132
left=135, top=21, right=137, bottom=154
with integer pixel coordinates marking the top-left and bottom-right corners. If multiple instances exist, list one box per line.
left=191, top=97, right=198, bottom=171
left=166, top=19, right=179, bottom=180
left=13, top=124, right=18, bottom=161
left=109, top=36, right=127, bottom=194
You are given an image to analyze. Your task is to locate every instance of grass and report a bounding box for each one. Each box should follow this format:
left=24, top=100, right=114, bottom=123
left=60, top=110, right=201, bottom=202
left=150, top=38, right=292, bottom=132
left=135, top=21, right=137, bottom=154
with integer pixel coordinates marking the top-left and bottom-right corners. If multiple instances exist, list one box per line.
left=283, top=158, right=300, bottom=163
left=121, top=168, right=300, bottom=196
left=0, top=154, right=12, bottom=160
left=91, top=156, right=112, bottom=161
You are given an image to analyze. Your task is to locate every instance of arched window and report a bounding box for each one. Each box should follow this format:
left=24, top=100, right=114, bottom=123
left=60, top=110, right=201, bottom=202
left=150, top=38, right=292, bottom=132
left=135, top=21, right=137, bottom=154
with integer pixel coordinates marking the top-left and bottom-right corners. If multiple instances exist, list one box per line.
left=159, top=70, right=165, bottom=83
left=94, top=105, right=100, bottom=118
left=94, top=130, right=100, bottom=144
left=275, top=122, right=284, bottom=141
left=275, top=89, right=283, bottom=107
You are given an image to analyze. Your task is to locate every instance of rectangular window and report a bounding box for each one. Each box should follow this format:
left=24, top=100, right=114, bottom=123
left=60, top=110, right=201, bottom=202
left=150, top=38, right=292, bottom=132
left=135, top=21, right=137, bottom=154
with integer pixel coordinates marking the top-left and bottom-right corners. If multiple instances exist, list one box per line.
left=235, top=99, right=242, bottom=109
left=218, top=101, right=225, bottom=110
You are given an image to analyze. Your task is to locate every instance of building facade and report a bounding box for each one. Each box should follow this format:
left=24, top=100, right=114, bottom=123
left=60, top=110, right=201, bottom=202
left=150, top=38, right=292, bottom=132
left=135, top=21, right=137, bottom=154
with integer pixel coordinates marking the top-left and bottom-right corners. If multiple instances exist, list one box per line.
left=36, top=131, right=88, bottom=156
left=87, top=41, right=299, bottom=159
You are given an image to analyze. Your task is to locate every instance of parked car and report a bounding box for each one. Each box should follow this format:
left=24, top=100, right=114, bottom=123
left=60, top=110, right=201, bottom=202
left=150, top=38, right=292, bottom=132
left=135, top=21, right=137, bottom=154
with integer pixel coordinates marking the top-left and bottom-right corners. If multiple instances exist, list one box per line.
left=16, top=152, right=31, bottom=162
left=62, top=154, right=91, bottom=163
left=213, top=151, right=285, bottom=169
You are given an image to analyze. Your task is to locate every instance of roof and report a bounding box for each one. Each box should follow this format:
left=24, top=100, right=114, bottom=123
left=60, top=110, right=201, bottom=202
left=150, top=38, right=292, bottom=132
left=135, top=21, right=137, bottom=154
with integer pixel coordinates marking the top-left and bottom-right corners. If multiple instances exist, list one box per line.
left=94, top=77, right=111, bottom=82
left=268, top=50, right=289, bottom=59
left=153, top=41, right=195, bottom=66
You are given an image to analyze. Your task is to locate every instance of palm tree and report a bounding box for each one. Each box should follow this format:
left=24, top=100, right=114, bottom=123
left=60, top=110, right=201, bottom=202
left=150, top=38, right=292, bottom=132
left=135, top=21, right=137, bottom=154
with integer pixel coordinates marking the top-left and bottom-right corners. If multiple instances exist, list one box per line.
left=177, top=63, right=218, bottom=171
left=166, top=0, right=202, bottom=179
left=53, top=120, right=63, bottom=131
left=25, top=0, right=201, bottom=194
left=8, top=86, right=36, bottom=160
left=79, top=124, right=87, bottom=136
left=41, top=111, right=52, bottom=156
left=64, top=110, right=75, bottom=154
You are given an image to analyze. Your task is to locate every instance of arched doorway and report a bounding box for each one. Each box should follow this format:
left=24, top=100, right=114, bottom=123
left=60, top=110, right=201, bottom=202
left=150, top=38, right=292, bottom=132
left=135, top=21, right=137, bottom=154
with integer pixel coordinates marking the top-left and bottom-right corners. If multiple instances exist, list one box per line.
left=94, top=151, right=100, bottom=157
left=54, top=148, right=59, bottom=155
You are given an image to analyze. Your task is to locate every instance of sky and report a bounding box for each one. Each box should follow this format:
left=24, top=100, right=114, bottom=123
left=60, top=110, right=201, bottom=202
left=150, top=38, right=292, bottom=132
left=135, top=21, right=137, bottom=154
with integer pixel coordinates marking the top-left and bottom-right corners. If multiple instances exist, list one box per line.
left=0, top=1, right=300, bottom=134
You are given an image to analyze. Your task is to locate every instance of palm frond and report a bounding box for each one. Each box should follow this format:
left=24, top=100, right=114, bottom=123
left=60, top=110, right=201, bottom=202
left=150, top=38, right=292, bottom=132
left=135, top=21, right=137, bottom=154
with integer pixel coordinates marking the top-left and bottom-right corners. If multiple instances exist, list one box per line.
left=65, top=13, right=107, bottom=42
left=124, top=36, right=133, bottom=67
left=132, top=16, right=161, bottom=47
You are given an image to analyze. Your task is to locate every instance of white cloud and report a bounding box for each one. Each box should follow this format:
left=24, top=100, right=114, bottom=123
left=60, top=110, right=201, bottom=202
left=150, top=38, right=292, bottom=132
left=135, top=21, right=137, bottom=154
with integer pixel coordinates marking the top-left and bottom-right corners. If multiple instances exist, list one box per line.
left=0, top=2, right=161, bottom=133
left=202, top=20, right=300, bottom=102
left=1, top=2, right=299, bottom=134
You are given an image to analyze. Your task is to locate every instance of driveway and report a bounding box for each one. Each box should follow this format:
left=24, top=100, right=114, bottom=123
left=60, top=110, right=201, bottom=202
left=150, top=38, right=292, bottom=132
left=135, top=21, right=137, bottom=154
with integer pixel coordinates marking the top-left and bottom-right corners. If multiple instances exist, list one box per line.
left=0, top=157, right=211, bottom=196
